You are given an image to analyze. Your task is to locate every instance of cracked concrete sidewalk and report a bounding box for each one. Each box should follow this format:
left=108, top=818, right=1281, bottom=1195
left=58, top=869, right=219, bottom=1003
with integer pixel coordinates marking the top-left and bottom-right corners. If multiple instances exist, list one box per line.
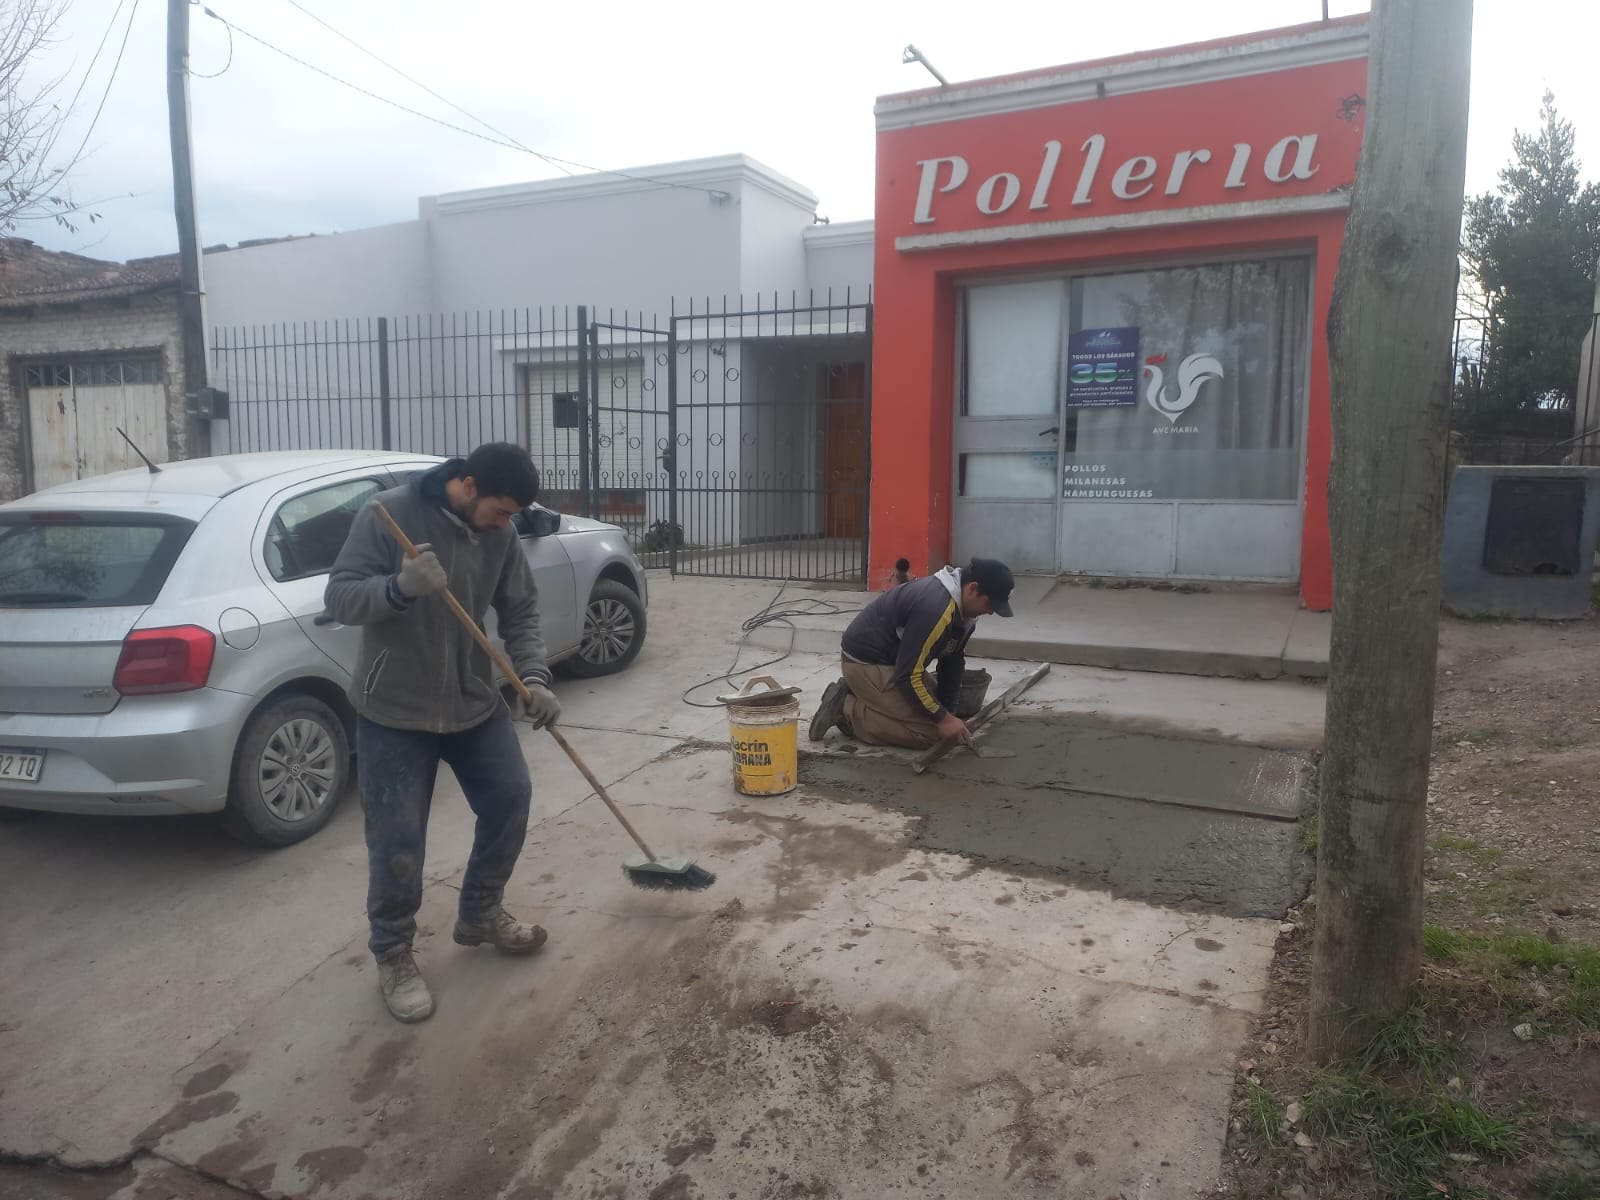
left=0, top=574, right=1318, bottom=1199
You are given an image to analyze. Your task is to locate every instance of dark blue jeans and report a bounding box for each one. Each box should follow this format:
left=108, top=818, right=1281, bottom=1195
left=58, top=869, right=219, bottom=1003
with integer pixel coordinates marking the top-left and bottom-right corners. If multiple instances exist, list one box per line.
left=357, top=711, right=532, bottom=960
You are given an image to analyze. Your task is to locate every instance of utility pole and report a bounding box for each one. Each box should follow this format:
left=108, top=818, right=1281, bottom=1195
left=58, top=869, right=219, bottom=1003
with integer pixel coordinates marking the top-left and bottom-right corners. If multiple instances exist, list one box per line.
left=1310, top=0, right=1474, bottom=1061
left=167, top=0, right=212, bottom=455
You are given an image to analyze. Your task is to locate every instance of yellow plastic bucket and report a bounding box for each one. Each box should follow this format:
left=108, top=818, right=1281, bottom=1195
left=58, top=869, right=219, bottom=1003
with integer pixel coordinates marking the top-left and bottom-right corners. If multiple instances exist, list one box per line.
left=722, top=675, right=800, bottom=796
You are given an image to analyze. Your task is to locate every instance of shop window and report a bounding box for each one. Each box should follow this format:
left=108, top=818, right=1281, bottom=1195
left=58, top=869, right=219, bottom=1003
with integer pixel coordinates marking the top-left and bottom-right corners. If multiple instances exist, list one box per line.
left=1060, top=259, right=1311, bottom=502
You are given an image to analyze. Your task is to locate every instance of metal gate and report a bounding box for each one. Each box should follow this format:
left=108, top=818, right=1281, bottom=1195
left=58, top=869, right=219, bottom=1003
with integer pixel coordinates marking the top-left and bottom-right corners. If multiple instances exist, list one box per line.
left=651, top=293, right=871, bottom=582
left=213, top=293, right=871, bottom=583
left=576, top=310, right=675, bottom=569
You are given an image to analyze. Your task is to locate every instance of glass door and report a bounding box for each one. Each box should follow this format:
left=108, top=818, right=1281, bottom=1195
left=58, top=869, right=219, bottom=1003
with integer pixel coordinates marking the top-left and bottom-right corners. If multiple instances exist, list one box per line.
left=951, top=280, right=1065, bottom=573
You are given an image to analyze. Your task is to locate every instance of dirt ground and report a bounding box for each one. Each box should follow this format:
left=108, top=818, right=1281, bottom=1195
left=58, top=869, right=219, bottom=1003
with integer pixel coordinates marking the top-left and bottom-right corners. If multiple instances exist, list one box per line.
left=1213, top=615, right=1600, bottom=1200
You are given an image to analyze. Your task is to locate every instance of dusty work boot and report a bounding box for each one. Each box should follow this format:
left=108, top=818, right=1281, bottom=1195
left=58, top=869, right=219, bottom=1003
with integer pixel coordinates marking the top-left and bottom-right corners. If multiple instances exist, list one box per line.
left=453, top=907, right=549, bottom=956
left=376, top=948, right=434, bottom=1023
left=809, top=678, right=849, bottom=742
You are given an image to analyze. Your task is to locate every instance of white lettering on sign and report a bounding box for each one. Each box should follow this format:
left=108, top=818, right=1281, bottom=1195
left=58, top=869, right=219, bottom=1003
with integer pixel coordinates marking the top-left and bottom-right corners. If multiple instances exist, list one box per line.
left=1224, top=143, right=1252, bottom=189
left=913, top=128, right=1328, bottom=224
left=1111, top=155, right=1159, bottom=200
left=1072, top=134, right=1106, bottom=206
left=1029, top=140, right=1062, bottom=211
left=1165, top=149, right=1212, bottom=196
left=1264, top=134, right=1320, bottom=183
left=913, top=156, right=970, bottom=224
left=977, top=172, right=1022, bottom=214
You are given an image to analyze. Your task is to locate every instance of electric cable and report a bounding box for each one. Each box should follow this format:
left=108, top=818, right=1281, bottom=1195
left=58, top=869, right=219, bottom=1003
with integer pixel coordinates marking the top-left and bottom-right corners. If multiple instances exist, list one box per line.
left=205, top=6, right=732, bottom=199
left=680, top=579, right=864, bottom=709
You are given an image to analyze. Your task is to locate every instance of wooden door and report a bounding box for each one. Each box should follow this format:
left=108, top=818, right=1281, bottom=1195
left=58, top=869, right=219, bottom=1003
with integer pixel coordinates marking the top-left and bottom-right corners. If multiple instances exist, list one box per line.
left=823, top=362, right=867, bottom=539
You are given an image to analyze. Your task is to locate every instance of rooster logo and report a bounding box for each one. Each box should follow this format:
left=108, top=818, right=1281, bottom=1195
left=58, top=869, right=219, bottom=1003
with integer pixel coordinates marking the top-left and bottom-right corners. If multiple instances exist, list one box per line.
left=1143, top=353, right=1224, bottom=424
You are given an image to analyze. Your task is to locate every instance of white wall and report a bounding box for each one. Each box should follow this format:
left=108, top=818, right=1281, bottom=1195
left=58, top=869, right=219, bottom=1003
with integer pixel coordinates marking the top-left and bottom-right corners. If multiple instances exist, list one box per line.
left=204, top=221, right=430, bottom=328
left=804, top=221, right=875, bottom=303
left=738, top=181, right=816, bottom=305
left=202, top=156, right=841, bottom=330
left=424, top=182, right=740, bottom=317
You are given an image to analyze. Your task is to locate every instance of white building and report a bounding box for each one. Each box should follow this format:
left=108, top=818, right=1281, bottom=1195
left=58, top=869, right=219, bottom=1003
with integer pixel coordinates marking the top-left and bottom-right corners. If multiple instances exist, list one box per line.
left=202, top=155, right=874, bottom=574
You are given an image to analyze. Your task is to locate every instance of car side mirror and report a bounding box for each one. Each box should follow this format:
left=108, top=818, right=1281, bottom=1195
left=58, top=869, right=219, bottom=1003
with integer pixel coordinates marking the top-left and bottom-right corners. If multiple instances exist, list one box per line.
left=518, top=507, right=562, bottom=538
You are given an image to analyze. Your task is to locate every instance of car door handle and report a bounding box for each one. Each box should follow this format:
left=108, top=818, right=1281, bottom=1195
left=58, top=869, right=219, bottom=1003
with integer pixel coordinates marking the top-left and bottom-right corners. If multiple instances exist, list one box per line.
left=1039, top=426, right=1060, bottom=438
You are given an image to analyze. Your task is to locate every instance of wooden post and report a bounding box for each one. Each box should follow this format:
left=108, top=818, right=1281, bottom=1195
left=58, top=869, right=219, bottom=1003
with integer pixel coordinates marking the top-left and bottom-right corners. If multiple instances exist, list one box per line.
left=1310, top=0, right=1475, bottom=1060
left=167, top=0, right=211, bottom=455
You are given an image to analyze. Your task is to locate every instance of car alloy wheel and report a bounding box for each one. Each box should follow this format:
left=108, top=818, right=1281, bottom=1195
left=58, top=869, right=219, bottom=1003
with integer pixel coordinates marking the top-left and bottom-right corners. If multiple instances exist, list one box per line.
left=579, top=596, right=636, bottom=666
left=258, top=716, right=338, bottom=822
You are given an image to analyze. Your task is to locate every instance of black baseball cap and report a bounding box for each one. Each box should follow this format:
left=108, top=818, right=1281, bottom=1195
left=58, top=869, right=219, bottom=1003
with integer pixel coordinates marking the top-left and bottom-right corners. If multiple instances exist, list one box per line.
left=967, top=558, right=1015, bottom=618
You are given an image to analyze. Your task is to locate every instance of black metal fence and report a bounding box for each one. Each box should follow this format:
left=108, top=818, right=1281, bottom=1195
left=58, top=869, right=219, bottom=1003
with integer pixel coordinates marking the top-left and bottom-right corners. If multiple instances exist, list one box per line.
left=1451, top=310, right=1600, bottom=462
left=211, top=292, right=872, bottom=583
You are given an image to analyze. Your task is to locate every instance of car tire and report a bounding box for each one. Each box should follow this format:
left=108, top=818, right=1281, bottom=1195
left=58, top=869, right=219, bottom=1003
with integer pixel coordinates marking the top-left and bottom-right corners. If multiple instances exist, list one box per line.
left=221, top=694, right=350, bottom=848
left=565, top=580, right=647, bottom=678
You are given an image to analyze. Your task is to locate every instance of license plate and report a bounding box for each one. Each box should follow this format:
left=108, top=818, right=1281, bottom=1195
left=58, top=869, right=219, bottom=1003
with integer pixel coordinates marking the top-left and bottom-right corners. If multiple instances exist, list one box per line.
left=0, top=748, right=44, bottom=784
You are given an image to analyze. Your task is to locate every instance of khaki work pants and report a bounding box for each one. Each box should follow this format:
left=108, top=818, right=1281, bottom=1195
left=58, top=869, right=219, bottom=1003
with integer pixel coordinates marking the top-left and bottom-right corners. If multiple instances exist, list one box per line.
left=840, top=658, right=941, bottom=750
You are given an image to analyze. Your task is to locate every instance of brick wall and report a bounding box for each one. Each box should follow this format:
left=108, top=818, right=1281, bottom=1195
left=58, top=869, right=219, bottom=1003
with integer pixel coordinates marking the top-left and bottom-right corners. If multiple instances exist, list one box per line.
left=0, top=293, right=207, bottom=502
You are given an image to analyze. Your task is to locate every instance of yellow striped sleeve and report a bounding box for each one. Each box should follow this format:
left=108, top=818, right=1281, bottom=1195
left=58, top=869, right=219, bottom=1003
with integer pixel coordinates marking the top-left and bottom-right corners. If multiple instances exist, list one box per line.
left=909, top=600, right=955, bottom=715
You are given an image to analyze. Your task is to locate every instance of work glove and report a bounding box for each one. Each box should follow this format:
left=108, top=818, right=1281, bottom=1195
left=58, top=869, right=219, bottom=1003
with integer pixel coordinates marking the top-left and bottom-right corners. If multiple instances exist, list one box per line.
left=506, top=679, right=561, bottom=729
left=396, top=544, right=447, bottom=598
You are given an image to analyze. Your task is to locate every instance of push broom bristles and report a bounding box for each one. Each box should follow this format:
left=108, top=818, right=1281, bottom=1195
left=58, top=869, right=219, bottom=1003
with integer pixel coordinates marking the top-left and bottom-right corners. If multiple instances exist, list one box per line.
left=622, top=855, right=717, bottom=892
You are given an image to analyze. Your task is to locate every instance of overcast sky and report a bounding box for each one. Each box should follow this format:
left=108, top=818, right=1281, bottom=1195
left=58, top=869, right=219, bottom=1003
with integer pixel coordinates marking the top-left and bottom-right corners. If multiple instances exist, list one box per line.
left=16, top=0, right=1599, bottom=264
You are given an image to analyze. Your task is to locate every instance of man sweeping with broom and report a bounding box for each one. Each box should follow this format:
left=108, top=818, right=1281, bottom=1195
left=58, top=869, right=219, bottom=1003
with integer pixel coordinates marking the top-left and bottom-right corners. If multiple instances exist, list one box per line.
left=326, top=443, right=560, bottom=1024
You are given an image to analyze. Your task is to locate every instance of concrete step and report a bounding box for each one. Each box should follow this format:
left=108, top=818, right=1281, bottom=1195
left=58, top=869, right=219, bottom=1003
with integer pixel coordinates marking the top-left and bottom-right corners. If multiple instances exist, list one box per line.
left=741, top=578, right=1331, bottom=681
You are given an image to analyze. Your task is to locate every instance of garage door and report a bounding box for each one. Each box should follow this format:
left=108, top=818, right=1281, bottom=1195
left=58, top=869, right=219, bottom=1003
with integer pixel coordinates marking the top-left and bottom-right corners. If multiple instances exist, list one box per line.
left=25, top=358, right=169, bottom=491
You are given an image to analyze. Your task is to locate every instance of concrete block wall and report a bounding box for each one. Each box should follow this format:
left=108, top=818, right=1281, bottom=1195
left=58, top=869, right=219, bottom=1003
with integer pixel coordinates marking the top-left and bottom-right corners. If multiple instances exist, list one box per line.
left=1441, top=465, right=1600, bottom=619
left=0, top=294, right=193, bottom=502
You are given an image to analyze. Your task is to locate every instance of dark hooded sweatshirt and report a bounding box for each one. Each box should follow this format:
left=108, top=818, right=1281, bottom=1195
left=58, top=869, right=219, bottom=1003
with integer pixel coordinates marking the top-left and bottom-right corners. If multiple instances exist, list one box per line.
left=324, top=459, right=550, bottom=733
left=839, top=566, right=972, bottom=722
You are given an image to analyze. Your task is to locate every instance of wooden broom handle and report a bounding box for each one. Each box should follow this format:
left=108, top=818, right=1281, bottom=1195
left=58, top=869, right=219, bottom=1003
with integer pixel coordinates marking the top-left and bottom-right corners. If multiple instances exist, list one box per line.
left=369, top=501, right=658, bottom=861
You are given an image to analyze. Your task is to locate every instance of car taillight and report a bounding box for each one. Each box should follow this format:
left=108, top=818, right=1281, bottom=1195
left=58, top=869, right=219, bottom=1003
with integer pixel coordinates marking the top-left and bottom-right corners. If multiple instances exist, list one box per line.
left=113, top=626, right=216, bottom=695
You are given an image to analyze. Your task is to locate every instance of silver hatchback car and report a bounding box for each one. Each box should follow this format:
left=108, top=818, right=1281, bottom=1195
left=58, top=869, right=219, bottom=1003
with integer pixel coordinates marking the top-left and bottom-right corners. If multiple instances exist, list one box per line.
left=0, top=451, right=649, bottom=845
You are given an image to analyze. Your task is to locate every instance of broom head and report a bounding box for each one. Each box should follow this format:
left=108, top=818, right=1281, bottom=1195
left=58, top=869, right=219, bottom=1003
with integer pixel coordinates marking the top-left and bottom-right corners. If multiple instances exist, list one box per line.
left=622, top=854, right=716, bottom=892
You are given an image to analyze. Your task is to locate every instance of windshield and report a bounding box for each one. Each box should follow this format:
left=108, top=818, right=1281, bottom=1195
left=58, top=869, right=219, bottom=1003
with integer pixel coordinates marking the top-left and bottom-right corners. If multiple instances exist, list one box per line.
left=0, top=513, right=196, bottom=608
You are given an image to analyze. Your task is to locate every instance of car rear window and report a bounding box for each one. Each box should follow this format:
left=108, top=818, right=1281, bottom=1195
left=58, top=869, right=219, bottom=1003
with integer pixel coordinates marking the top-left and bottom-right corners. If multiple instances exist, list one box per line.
left=0, top=514, right=195, bottom=608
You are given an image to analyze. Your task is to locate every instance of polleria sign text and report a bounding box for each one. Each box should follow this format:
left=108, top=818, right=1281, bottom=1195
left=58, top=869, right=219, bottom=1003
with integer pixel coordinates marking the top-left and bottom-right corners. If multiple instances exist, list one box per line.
left=912, top=132, right=1322, bottom=225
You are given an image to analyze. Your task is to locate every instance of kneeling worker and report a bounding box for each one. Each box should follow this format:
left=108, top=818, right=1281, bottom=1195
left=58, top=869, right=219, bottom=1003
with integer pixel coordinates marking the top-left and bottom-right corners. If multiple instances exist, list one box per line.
left=809, top=558, right=1014, bottom=749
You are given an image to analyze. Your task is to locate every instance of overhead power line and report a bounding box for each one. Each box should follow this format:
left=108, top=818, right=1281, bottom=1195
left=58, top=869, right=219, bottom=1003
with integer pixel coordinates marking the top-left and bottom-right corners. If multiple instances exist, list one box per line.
left=38, top=0, right=127, bottom=166
left=278, top=0, right=572, bottom=175
left=54, top=0, right=143, bottom=183
left=203, top=5, right=732, bottom=200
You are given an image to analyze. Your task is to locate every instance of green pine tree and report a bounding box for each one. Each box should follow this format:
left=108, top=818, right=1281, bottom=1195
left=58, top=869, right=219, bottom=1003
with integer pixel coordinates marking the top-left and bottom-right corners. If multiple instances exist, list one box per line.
left=1459, top=91, right=1600, bottom=438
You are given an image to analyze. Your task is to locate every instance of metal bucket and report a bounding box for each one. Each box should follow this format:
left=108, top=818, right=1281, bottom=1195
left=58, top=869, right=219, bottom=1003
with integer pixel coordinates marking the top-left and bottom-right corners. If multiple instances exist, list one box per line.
left=721, top=676, right=800, bottom=796
left=955, top=669, right=991, bottom=718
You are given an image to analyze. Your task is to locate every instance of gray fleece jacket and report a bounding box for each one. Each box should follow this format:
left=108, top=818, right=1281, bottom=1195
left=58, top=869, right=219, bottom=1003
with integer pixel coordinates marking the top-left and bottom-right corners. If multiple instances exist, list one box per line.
left=324, top=461, right=550, bottom=733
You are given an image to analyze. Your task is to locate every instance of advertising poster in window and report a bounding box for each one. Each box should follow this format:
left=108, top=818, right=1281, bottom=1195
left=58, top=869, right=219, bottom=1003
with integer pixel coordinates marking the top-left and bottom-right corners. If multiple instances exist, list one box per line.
left=1065, top=326, right=1140, bottom=409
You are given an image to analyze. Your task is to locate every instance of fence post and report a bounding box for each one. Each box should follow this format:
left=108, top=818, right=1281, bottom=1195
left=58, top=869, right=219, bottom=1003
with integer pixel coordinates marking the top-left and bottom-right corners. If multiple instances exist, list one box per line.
left=588, top=315, right=602, bottom=520
left=576, top=305, right=591, bottom=516
left=667, top=316, right=680, bottom=576
left=859, top=301, right=874, bottom=587
left=377, top=316, right=392, bottom=451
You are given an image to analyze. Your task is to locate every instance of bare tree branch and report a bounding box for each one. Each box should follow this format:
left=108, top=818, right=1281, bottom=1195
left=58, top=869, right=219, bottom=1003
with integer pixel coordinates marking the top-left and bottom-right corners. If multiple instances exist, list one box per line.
left=0, top=0, right=83, bottom=233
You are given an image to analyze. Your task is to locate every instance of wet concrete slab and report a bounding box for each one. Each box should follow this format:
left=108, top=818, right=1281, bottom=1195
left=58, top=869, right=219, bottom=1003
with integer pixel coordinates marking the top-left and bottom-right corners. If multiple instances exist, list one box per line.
left=804, top=713, right=1315, bottom=918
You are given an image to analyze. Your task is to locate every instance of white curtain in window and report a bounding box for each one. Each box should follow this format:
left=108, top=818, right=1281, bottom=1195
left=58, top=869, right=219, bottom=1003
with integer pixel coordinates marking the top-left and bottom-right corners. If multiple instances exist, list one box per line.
left=1062, top=259, right=1311, bottom=502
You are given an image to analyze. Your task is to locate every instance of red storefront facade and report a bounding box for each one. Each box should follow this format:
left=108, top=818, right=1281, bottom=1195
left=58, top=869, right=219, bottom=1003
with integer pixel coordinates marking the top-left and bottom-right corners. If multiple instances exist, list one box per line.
left=869, top=17, right=1370, bottom=610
